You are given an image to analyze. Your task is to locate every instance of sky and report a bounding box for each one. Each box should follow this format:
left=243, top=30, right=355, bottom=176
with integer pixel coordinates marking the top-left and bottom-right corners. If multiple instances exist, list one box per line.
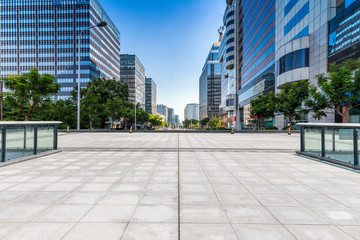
left=101, top=0, right=226, bottom=121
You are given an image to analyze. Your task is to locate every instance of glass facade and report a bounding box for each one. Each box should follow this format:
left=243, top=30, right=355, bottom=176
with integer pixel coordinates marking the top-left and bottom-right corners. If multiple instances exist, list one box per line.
left=277, top=48, right=309, bottom=75
left=120, top=54, right=146, bottom=109
left=156, top=104, right=168, bottom=122
left=329, top=0, right=360, bottom=63
left=199, top=43, right=221, bottom=120
left=145, top=78, right=157, bottom=116
left=0, top=0, right=121, bottom=100
left=239, top=0, right=275, bottom=127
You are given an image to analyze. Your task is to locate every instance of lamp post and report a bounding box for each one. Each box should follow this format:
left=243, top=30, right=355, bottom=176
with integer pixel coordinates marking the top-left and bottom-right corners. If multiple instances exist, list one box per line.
left=224, top=74, right=241, bottom=130
left=77, top=21, right=107, bottom=130
left=134, top=82, right=146, bottom=131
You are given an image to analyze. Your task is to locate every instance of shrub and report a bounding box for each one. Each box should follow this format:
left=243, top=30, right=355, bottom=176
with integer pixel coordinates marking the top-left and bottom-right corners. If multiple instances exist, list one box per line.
left=266, top=126, right=278, bottom=130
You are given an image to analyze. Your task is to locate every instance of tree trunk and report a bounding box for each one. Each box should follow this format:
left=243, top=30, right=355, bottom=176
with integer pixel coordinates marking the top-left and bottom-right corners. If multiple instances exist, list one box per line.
left=342, top=106, right=350, bottom=123
left=89, top=112, right=93, bottom=129
left=24, top=114, right=29, bottom=121
left=288, top=116, right=293, bottom=134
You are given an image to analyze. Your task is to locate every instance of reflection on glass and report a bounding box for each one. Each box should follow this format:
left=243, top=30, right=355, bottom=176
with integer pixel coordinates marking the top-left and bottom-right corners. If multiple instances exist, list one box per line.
left=324, top=128, right=354, bottom=164
left=5, top=126, right=34, bottom=161
left=37, top=126, right=54, bottom=153
left=304, top=127, right=322, bottom=156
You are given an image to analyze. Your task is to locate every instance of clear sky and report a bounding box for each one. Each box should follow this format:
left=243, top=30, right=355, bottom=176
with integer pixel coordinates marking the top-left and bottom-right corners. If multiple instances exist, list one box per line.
left=101, top=0, right=226, bottom=121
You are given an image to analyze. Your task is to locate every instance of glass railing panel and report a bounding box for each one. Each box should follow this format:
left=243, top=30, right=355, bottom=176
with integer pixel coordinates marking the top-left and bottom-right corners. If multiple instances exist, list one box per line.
left=358, top=129, right=360, bottom=166
left=6, top=126, right=33, bottom=161
left=0, top=127, right=2, bottom=161
left=37, top=125, right=54, bottom=153
left=324, top=128, right=354, bottom=164
left=304, top=127, right=322, bottom=156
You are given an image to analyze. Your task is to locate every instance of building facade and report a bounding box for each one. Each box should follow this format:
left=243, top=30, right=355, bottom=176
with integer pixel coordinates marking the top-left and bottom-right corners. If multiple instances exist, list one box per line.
left=238, top=0, right=276, bottom=129
left=329, top=0, right=360, bottom=122
left=184, top=103, right=199, bottom=121
left=156, top=104, right=168, bottom=122
left=173, top=115, right=180, bottom=127
left=167, top=107, right=174, bottom=125
left=120, top=54, right=146, bottom=109
left=199, top=42, right=221, bottom=120
left=274, top=0, right=337, bottom=128
left=219, top=0, right=237, bottom=129
left=0, top=0, right=120, bottom=100
left=145, top=77, right=157, bottom=115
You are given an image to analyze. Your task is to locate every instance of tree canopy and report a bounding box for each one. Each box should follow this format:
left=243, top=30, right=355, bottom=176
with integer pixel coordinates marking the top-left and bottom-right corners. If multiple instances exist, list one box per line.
left=250, top=92, right=275, bottom=130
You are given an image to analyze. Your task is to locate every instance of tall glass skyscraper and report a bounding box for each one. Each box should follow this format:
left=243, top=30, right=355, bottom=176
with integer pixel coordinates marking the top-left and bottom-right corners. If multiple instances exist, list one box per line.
left=145, top=77, right=157, bottom=115
left=238, top=0, right=275, bottom=128
left=199, top=42, right=221, bottom=120
left=0, top=0, right=120, bottom=100
left=120, top=54, right=146, bottom=109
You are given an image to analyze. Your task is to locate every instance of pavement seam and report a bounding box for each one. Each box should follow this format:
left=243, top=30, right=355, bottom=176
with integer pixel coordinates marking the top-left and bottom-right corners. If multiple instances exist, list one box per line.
left=177, top=133, right=181, bottom=240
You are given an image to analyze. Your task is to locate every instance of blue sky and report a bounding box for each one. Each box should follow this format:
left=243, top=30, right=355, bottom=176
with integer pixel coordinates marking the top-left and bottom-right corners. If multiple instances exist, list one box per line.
left=101, top=0, right=226, bottom=121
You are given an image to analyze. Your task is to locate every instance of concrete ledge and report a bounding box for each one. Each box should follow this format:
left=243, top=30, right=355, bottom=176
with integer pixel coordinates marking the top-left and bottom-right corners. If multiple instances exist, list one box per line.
left=0, top=150, right=62, bottom=168
left=59, top=130, right=300, bottom=134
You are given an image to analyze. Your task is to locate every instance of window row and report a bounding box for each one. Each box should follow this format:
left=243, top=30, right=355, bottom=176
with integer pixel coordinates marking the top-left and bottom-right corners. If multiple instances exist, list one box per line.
left=277, top=48, right=309, bottom=75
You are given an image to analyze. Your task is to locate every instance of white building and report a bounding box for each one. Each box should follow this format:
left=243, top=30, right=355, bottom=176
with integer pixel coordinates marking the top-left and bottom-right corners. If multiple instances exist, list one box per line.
left=184, top=103, right=199, bottom=121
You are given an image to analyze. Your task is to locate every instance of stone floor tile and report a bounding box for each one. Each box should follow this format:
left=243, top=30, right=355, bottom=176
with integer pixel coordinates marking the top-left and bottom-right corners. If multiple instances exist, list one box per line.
left=254, top=194, right=302, bottom=207
left=310, top=207, right=360, bottom=225
left=3, top=223, right=74, bottom=240
left=131, top=205, right=177, bottom=223
left=181, top=223, right=238, bottom=240
left=121, top=223, right=177, bottom=240
left=78, top=183, right=112, bottom=192
left=0, top=205, right=49, bottom=222
left=81, top=204, right=136, bottom=223
left=139, top=193, right=178, bottom=205
left=0, top=223, right=21, bottom=239
left=61, top=192, right=105, bottom=205
left=285, top=225, right=354, bottom=240
left=181, top=206, right=228, bottom=223
left=267, top=207, right=328, bottom=225
left=224, top=206, right=279, bottom=224
left=98, top=193, right=140, bottom=205
left=339, top=226, right=360, bottom=240
left=233, top=224, right=296, bottom=240
left=33, top=204, right=92, bottom=222
left=181, top=193, right=219, bottom=206
left=62, top=223, right=126, bottom=240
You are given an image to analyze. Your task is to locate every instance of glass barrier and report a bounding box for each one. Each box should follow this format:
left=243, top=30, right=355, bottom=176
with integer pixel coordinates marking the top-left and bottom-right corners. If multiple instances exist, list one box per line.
left=324, top=128, right=354, bottom=164
left=304, top=127, right=322, bottom=156
left=0, top=122, right=60, bottom=163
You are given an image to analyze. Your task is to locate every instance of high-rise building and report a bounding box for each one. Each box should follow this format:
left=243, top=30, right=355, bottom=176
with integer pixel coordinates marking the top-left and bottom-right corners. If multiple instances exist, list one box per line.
left=219, top=1, right=237, bottom=129
left=184, top=103, right=199, bottom=121
left=145, top=78, right=157, bottom=115
left=329, top=0, right=360, bottom=122
left=120, top=54, right=146, bottom=109
left=0, top=0, right=120, bottom=100
left=238, top=0, right=275, bottom=128
left=167, top=107, right=174, bottom=125
left=275, top=0, right=337, bottom=128
left=199, top=42, right=221, bottom=120
left=173, top=115, right=180, bottom=126
left=156, top=104, right=168, bottom=122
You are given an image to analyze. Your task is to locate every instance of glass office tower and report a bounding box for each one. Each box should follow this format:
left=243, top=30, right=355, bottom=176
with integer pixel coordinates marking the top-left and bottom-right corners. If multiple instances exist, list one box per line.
left=120, top=54, right=146, bottom=109
left=199, top=42, right=221, bottom=120
left=0, top=0, right=121, bottom=100
left=238, top=0, right=275, bottom=128
left=145, top=77, right=157, bottom=115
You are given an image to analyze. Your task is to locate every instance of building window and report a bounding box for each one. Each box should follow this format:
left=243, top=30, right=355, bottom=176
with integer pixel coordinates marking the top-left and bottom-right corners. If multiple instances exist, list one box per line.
left=277, top=48, right=309, bottom=75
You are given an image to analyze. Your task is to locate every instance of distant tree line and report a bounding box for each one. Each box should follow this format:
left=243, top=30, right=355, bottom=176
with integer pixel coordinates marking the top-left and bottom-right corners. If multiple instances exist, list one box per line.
left=1, top=68, right=164, bottom=129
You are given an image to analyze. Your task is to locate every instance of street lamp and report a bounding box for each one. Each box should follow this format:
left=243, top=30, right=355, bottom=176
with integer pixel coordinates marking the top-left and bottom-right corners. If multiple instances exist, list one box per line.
left=77, top=21, right=107, bottom=130
left=134, top=83, right=146, bottom=131
left=224, top=73, right=241, bottom=130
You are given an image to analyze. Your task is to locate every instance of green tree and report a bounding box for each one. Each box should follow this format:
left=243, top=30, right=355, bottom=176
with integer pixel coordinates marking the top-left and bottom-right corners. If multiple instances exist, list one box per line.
left=200, top=117, right=210, bottom=128
left=308, top=59, right=360, bottom=123
left=208, top=117, right=221, bottom=129
left=275, top=80, right=309, bottom=130
left=149, top=115, right=163, bottom=129
left=250, top=92, right=276, bottom=130
left=182, top=119, right=199, bottom=129
left=105, top=97, right=125, bottom=128
left=3, top=68, right=60, bottom=121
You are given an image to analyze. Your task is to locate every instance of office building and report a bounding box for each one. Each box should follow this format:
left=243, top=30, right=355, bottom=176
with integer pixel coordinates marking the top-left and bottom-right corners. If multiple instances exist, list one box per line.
left=0, top=0, right=120, bottom=100
left=168, top=107, right=174, bottom=125
left=173, top=115, right=180, bottom=127
left=238, top=0, right=275, bottom=128
left=156, top=104, right=168, bottom=122
left=184, top=103, right=199, bottom=121
left=120, top=54, right=146, bottom=109
left=219, top=0, right=237, bottom=129
left=145, top=78, right=157, bottom=115
left=275, top=0, right=337, bottom=128
left=199, top=41, right=221, bottom=120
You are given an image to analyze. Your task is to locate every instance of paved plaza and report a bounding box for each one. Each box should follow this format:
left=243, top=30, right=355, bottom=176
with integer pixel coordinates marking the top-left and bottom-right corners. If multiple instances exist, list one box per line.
left=0, top=132, right=360, bottom=239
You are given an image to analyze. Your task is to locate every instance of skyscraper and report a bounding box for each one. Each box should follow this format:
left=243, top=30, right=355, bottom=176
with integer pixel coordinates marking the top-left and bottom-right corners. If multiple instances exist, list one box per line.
left=238, top=0, right=275, bottom=128
left=167, top=107, right=174, bottom=125
left=199, top=41, right=221, bottom=120
left=120, top=54, right=146, bottom=109
left=275, top=0, right=336, bottom=128
left=145, top=78, right=157, bottom=115
left=0, top=0, right=120, bottom=100
left=184, top=103, right=199, bottom=121
left=156, top=104, right=168, bottom=122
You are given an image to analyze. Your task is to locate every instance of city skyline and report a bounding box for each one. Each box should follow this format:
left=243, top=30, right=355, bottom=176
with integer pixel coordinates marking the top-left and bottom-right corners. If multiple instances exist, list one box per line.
left=101, top=0, right=225, bottom=121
